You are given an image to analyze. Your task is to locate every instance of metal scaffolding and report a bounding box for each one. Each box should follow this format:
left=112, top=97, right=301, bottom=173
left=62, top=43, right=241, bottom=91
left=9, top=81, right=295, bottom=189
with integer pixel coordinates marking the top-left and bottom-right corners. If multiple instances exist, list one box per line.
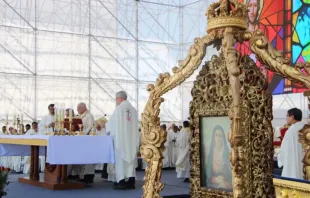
left=0, top=0, right=307, bottom=125
left=0, top=0, right=210, bottom=124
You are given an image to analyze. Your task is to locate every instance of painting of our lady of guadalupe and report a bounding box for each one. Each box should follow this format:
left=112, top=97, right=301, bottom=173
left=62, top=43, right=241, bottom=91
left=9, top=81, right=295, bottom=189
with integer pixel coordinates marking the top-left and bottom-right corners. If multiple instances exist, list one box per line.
left=200, top=116, right=232, bottom=191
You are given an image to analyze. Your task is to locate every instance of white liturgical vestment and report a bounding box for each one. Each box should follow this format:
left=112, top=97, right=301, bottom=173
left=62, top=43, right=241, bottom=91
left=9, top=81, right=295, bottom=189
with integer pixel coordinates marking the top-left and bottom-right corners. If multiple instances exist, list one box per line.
left=38, top=114, right=55, bottom=133
left=167, top=130, right=179, bottom=167
left=96, top=128, right=106, bottom=136
left=176, top=127, right=191, bottom=179
left=77, top=111, right=96, bottom=177
left=106, top=100, right=139, bottom=183
left=278, top=121, right=304, bottom=179
left=79, top=110, right=95, bottom=134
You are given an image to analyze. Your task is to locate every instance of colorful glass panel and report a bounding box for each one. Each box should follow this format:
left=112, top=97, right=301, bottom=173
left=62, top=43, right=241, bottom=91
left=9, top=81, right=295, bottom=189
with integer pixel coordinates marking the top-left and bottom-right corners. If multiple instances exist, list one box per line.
left=236, top=0, right=309, bottom=94
left=289, top=0, right=310, bottom=93
left=236, top=0, right=286, bottom=94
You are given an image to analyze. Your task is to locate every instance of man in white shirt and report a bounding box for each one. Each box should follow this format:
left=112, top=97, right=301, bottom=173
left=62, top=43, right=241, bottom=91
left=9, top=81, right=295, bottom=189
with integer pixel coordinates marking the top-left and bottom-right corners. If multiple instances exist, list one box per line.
left=278, top=108, right=304, bottom=179
left=38, top=104, right=55, bottom=133
left=106, top=91, right=139, bottom=190
left=25, top=122, right=39, bottom=135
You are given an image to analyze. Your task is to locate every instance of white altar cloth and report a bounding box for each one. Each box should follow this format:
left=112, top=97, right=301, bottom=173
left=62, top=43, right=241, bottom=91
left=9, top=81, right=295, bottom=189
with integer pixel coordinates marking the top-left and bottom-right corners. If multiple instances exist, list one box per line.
left=0, top=135, right=114, bottom=165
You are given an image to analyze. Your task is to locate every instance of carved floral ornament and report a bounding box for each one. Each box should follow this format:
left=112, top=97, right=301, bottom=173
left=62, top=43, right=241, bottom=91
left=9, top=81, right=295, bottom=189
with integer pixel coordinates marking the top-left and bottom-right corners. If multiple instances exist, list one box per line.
left=140, top=0, right=310, bottom=198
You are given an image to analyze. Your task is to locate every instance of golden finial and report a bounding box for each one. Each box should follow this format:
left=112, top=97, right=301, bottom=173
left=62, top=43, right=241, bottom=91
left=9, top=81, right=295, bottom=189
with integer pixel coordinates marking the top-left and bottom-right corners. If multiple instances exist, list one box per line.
left=206, top=0, right=248, bottom=33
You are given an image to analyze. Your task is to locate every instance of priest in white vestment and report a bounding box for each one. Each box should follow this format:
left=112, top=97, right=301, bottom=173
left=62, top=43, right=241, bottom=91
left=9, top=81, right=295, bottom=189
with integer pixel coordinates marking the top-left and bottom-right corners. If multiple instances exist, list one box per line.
left=106, top=91, right=139, bottom=190
left=68, top=102, right=96, bottom=184
left=38, top=104, right=55, bottom=133
left=176, top=121, right=191, bottom=182
left=167, top=124, right=179, bottom=167
left=278, top=108, right=304, bottom=179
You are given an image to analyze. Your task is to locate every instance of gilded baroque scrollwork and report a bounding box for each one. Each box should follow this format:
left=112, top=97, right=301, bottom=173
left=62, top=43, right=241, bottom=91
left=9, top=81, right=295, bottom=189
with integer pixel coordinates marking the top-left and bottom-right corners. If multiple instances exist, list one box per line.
left=243, top=28, right=310, bottom=184
left=190, top=52, right=274, bottom=197
left=141, top=0, right=310, bottom=197
left=140, top=33, right=217, bottom=198
left=274, top=178, right=310, bottom=198
left=299, top=91, right=310, bottom=181
left=243, top=30, right=310, bottom=88
left=222, top=27, right=243, bottom=198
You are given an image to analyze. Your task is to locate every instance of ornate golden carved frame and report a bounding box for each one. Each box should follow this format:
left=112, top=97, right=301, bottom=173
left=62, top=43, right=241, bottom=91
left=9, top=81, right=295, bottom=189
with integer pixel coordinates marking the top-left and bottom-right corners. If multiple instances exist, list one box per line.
left=273, top=178, right=310, bottom=198
left=140, top=0, right=310, bottom=198
left=190, top=52, right=273, bottom=197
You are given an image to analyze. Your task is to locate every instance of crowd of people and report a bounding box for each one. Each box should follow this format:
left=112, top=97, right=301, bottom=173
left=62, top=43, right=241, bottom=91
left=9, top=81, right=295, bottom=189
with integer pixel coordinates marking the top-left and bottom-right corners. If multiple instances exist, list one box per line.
left=0, top=91, right=141, bottom=190
left=1, top=93, right=305, bottom=190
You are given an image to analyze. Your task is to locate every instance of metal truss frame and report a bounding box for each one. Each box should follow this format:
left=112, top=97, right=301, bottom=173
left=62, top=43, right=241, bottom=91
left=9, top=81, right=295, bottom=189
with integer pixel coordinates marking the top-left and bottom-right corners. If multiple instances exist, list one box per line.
left=0, top=0, right=212, bottom=123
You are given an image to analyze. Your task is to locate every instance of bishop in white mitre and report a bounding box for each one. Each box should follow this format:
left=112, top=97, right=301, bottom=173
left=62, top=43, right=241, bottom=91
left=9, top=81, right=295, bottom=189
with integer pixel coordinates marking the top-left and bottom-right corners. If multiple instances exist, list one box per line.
left=106, top=91, right=139, bottom=190
left=278, top=108, right=304, bottom=179
left=68, top=102, right=96, bottom=183
left=38, top=104, right=55, bottom=133
left=175, top=121, right=191, bottom=182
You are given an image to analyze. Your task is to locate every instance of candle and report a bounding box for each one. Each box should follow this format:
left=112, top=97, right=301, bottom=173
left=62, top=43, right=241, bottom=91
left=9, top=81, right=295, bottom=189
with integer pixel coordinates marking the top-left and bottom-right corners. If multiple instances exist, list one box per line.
left=21, top=113, right=23, bottom=124
left=69, top=109, right=73, bottom=121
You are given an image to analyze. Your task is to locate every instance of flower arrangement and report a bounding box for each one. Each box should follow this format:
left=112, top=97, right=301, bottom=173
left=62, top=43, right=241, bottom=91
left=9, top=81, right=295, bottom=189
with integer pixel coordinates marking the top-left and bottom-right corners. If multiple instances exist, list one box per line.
left=0, top=167, right=10, bottom=197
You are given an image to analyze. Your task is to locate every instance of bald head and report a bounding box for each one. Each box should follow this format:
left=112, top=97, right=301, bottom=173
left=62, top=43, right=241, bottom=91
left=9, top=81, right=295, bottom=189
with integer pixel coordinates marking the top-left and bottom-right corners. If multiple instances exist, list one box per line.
left=116, top=91, right=127, bottom=106
left=77, top=102, right=87, bottom=115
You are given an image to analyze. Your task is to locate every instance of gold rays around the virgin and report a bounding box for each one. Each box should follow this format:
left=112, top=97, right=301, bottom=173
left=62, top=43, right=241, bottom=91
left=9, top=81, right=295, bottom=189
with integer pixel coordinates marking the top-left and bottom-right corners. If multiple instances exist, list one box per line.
left=140, top=0, right=310, bottom=197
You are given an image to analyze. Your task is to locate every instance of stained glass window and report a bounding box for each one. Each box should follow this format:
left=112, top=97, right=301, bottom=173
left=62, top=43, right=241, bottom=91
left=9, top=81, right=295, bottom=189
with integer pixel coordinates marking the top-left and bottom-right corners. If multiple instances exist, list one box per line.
left=236, top=0, right=309, bottom=95
left=288, top=0, right=310, bottom=93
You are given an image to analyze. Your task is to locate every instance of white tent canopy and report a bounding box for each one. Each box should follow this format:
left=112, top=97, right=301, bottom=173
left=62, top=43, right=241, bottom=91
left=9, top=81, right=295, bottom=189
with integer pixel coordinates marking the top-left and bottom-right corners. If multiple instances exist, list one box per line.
left=0, top=0, right=308, bottom=126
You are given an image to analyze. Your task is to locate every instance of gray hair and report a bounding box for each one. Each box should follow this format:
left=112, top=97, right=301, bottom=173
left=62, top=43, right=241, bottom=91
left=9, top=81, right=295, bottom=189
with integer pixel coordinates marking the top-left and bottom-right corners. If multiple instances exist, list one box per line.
left=116, top=91, right=127, bottom=100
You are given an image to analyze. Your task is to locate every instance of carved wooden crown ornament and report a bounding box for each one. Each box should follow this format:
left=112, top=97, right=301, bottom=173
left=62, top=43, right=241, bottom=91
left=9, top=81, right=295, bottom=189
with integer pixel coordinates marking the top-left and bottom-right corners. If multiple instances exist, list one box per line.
left=206, top=0, right=248, bottom=33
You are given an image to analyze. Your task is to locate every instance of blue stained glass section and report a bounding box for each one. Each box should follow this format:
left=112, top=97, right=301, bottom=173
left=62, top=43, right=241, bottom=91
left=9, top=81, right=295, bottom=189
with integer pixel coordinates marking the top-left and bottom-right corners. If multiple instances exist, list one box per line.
left=293, top=0, right=303, bottom=12
left=273, top=79, right=284, bottom=95
left=293, top=44, right=302, bottom=63
left=295, top=6, right=310, bottom=46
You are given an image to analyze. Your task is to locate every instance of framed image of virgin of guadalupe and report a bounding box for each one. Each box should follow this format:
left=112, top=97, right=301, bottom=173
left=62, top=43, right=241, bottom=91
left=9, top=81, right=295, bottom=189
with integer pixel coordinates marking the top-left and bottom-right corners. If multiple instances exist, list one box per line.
left=200, top=115, right=233, bottom=192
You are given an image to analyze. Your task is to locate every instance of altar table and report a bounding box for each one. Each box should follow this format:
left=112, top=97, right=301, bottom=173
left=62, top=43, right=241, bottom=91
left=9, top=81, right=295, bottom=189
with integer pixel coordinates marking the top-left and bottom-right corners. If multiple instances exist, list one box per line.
left=0, top=135, right=114, bottom=190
